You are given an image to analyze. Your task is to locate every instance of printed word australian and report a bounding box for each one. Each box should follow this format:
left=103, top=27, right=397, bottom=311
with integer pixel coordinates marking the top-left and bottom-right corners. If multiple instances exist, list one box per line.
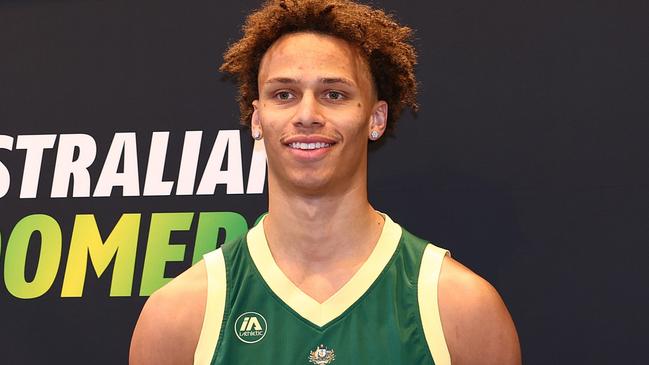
left=0, top=130, right=266, bottom=199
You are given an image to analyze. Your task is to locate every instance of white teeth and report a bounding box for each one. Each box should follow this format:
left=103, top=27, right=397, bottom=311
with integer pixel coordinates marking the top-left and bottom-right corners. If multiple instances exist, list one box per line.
left=289, top=142, right=331, bottom=150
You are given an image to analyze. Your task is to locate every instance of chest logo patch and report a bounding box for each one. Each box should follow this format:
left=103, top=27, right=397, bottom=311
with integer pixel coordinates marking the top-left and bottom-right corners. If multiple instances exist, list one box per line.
left=234, top=312, right=267, bottom=343
left=309, top=344, right=336, bottom=364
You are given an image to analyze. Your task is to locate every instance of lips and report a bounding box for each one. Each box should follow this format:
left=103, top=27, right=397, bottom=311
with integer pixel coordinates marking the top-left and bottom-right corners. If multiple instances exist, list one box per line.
left=283, top=135, right=337, bottom=149
left=282, top=135, right=337, bottom=159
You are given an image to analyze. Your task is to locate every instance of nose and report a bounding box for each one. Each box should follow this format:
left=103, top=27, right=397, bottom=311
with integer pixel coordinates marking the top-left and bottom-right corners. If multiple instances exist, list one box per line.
left=293, top=91, right=324, bottom=128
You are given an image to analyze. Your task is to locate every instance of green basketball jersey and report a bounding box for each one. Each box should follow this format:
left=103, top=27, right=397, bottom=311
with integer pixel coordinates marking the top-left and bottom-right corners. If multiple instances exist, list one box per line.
left=193, top=214, right=450, bottom=365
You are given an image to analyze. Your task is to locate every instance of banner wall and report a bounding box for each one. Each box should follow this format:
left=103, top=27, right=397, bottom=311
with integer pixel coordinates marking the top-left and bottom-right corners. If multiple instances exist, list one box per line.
left=1, top=1, right=647, bottom=363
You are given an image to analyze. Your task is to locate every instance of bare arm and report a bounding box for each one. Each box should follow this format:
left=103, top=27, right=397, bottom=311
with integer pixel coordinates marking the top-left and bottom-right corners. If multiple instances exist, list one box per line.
left=438, top=257, right=521, bottom=365
left=129, top=261, right=208, bottom=365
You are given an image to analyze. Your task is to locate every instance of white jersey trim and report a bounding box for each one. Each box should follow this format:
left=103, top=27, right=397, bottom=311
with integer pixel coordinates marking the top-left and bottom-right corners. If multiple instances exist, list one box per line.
left=418, top=244, right=452, bottom=365
left=247, top=212, right=401, bottom=327
left=194, top=248, right=227, bottom=365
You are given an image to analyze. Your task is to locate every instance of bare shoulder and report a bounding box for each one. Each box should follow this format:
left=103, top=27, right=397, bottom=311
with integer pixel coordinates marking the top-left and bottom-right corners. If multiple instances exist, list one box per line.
left=437, top=256, right=521, bottom=365
left=129, top=260, right=208, bottom=365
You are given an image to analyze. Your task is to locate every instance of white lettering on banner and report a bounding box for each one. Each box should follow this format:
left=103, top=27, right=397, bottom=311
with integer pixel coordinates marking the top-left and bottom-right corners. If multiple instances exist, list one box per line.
left=176, top=131, right=203, bottom=195
left=143, top=132, right=174, bottom=196
left=0, top=130, right=267, bottom=199
left=51, top=134, right=97, bottom=198
left=246, top=139, right=267, bottom=194
left=0, top=135, right=14, bottom=198
left=94, top=133, right=140, bottom=197
left=16, top=134, right=57, bottom=199
left=196, top=130, right=244, bottom=195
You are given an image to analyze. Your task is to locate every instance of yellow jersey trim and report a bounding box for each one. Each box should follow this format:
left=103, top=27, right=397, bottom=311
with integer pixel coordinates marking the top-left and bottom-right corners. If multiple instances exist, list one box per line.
left=418, top=244, right=451, bottom=365
left=194, top=248, right=226, bottom=365
left=247, top=213, right=402, bottom=327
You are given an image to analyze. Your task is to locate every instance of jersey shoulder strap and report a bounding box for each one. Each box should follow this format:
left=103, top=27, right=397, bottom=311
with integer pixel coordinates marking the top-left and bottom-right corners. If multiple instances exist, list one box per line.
left=194, top=247, right=227, bottom=365
left=418, top=242, right=451, bottom=365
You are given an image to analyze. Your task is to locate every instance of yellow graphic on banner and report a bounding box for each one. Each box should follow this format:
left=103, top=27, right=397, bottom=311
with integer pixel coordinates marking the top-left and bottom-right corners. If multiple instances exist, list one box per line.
left=1, top=211, right=252, bottom=298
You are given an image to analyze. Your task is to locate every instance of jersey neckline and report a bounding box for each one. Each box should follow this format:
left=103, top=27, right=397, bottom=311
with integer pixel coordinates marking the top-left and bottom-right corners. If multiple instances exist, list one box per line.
left=245, top=212, right=402, bottom=328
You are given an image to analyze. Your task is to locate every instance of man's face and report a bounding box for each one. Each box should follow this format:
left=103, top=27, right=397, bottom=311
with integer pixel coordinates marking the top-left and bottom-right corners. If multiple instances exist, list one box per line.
left=253, top=32, right=387, bottom=195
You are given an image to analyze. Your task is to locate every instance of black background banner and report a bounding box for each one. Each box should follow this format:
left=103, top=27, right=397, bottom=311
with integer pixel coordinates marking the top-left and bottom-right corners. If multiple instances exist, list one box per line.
left=1, top=0, right=648, bottom=363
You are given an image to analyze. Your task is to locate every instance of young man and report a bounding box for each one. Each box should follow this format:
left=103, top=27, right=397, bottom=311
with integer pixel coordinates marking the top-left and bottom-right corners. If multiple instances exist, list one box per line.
left=130, top=1, right=521, bottom=364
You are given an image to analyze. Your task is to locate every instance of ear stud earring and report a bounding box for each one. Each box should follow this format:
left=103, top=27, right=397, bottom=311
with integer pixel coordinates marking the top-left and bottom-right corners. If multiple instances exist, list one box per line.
left=370, top=130, right=380, bottom=140
left=253, top=130, right=263, bottom=140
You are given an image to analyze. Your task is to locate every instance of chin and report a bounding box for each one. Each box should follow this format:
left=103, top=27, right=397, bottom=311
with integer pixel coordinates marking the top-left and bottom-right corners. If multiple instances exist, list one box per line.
left=269, top=161, right=358, bottom=196
left=289, top=173, right=333, bottom=195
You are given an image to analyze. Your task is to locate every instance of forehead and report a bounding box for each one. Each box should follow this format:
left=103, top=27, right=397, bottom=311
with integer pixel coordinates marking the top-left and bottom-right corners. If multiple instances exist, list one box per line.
left=258, top=32, right=371, bottom=86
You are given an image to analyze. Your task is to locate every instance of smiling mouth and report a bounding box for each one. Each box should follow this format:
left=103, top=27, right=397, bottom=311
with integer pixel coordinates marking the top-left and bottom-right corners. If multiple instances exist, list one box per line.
left=288, top=142, right=332, bottom=150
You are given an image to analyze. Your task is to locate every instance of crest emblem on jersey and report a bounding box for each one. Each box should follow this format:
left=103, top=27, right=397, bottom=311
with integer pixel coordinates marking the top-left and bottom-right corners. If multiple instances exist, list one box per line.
left=234, top=312, right=267, bottom=343
left=308, top=344, right=335, bottom=364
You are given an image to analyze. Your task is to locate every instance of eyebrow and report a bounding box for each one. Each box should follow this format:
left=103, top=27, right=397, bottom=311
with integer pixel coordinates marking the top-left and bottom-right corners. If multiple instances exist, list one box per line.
left=264, top=77, right=356, bottom=87
left=264, top=77, right=298, bottom=85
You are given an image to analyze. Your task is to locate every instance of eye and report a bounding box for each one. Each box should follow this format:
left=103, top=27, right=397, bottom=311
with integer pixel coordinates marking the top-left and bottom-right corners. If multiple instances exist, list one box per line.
left=324, top=91, right=345, bottom=101
left=275, top=91, right=294, bottom=101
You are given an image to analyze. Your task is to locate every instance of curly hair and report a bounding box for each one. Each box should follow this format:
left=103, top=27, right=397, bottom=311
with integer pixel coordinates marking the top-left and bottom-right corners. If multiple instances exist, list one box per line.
left=220, top=0, right=418, bottom=132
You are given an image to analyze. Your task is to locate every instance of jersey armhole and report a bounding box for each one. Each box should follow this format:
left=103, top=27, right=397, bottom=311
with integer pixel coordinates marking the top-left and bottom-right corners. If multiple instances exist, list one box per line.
left=194, top=248, right=227, bottom=365
left=418, top=244, right=452, bottom=365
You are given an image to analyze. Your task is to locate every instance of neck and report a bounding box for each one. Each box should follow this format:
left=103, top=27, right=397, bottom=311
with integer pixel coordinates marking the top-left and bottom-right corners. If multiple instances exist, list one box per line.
left=264, top=174, right=384, bottom=272
left=261, top=167, right=386, bottom=303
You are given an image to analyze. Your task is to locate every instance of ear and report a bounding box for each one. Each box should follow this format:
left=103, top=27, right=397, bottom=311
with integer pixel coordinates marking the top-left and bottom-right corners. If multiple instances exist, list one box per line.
left=251, top=100, right=262, bottom=135
left=369, top=101, right=388, bottom=138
